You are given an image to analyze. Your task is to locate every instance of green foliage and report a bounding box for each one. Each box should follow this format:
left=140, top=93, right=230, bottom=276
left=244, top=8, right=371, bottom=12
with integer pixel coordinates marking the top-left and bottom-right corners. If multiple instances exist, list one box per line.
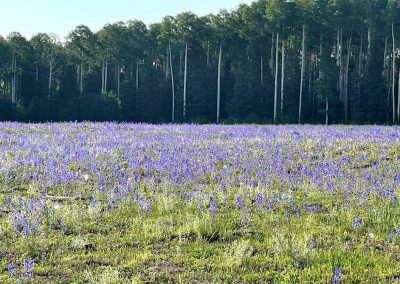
left=0, top=0, right=399, bottom=124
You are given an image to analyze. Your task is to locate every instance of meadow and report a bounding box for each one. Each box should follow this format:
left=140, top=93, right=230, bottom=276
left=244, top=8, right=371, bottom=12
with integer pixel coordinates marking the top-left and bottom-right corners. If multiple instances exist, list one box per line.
left=0, top=123, right=399, bottom=283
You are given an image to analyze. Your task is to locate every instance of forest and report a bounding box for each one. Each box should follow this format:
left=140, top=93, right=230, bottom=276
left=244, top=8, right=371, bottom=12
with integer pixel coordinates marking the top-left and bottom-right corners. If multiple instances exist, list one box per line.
left=0, top=0, right=400, bottom=124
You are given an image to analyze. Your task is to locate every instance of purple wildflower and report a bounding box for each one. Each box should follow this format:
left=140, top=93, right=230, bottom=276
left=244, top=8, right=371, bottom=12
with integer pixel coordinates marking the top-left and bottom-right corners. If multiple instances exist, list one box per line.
left=353, top=217, right=362, bottom=230
left=236, top=195, right=244, bottom=209
left=255, top=192, right=263, bottom=206
left=332, top=268, right=342, bottom=284
left=309, top=205, right=318, bottom=214
left=22, top=259, right=35, bottom=278
left=295, top=207, right=300, bottom=218
left=8, top=262, right=17, bottom=277
left=309, top=240, right=317, bottom=249
left=210, top=201, right=218, bottom=214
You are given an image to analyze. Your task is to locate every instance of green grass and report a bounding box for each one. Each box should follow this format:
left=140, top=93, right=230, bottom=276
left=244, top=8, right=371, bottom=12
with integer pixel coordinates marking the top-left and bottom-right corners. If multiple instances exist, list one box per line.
left=1, top=186, right=400, bottom=283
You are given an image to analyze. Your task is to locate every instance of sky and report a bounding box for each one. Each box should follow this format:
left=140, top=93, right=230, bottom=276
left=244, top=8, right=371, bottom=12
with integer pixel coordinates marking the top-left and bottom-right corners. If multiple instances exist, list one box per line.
left=0, top=0, right=253, bottom=40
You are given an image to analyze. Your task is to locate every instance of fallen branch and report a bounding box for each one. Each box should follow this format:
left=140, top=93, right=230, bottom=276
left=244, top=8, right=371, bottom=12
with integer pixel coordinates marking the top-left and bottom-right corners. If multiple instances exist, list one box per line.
left=45, top=195, right=86, bottom=202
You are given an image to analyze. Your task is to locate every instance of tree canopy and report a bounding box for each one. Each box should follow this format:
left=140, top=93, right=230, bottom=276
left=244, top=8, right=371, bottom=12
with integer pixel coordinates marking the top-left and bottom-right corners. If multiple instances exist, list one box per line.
left=0, top=0, right=399, bottom=124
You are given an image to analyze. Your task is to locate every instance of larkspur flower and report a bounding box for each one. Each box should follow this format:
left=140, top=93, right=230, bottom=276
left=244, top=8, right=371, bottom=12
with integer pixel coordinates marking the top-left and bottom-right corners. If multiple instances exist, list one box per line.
left=146, top=202, right=153, bottom=213
left=8, top=262, right=17, bottom=277
left=295, top=207, right=300, bottom=218
left=210, top=201, right=218, bottom=214
left=22, top=259, right=35, bottom=278
left=354, top=217, right=362, bottom=230
left=332, top=268, right=342, bottom=284
left=255, top=192, right=263, bottom=206
left=236, top=195, right=244, bottom=209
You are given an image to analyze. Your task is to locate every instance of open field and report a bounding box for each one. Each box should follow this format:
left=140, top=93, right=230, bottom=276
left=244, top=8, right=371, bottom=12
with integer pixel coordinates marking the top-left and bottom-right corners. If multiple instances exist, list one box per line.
left=0, top=123, right=400, bottom=283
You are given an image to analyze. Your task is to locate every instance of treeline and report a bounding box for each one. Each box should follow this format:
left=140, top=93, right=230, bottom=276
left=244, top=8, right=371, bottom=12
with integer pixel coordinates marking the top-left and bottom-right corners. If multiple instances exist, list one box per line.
left=0, top=0, right=400, bottom=124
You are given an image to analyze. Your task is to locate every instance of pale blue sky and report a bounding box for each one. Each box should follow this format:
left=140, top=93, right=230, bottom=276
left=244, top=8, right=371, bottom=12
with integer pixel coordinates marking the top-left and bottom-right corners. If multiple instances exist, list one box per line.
left=0, top=0, right=253, bottom=40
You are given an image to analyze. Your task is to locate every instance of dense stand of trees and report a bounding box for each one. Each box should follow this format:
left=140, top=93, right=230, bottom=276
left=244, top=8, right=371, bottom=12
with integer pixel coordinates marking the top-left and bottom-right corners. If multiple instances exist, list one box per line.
left=0, top=0, right=400, bottom=124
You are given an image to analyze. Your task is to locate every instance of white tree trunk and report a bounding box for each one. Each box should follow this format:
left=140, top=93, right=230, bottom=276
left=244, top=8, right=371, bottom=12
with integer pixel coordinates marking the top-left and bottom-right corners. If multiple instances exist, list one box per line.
left=270, top=33, right=275, bottom=76
left=35, top=64, right=39, bottom=81
left=326, top=97, right=329, bottom=126
left=11, top=52, right=16, bottom=104
left=80, top=63, right=84, bottom=95
left=166, top=46, right=170, bottom=79
left=339, top=28, right=344, bottom=100
left=368, top=28, right=371, bottom=55
left=179, top=50, right=183, bottom=78
left=281, top=40, right=285, bottom=111
left=169, top=43, right=175, bottom=123
left=299, top=24, right=306, bottom=124
left=344, top=37, right=352, bottom=124
left=104, top=58, right=108, bottom=93
left=130, top=60, right=134, bottom=81
left=136, top=59, right=139, bottom=94
left=48, top=61, right=53, bottom=98
left=359, top=35, right=363, bottom=77
left=117, top=63, right=121, bottom=98
left=48, top=50, right=54, bottom=99
left=183, top=42, right=188, bottom=121
left=336, top=28, right=340, bottom=67
left=260, top=45, right=264, bottom=87
left=207, top=41, right=210, bottom=66
left=398, top=66, right=400, bottom=122
left=384, top=37, right=388, bottom=70
left=217, top=44, right=222, bottom=124
left=392, top=22, right=396, bottom=124
left=274, top=31, right=279, bottom=124
left=358, top=34, right=363, bottom=104
left=101, top=59, right=105, bottom=93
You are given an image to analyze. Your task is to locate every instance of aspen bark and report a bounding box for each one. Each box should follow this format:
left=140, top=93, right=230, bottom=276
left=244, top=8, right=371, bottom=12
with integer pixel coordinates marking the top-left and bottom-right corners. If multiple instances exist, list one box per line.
left=384, top=37, right=388, bottom=70
left=260, top=44, right=264, bottom=87
left=217, top=44, right=222, bottom=124
left=299, top=24, right=306, bottom=124
left=117, top=63, right=120, bottom=98
left=274, top=31, right=279, bottom=124
left=48, top=60, right=53, bottom=98
left=80, top=63, right=84, bottom=95
left=207, top=41, right=210, bottom=66
left=11, top=51, right=16, bottom=104
left=281, top=40, right=285, bottom=111
left=169, top=43, right=175, bottom=123
left=392, top=22, right=396, bottom=124
left=101, top=59, right=105, bottom=93
left=104, top=58, right=108, bottom=93
left=358, top=34, right=363, bottom=105
left=326, top=97, right=329, bottom=126
left=166, top=46, right=169, bottom=79
left=183, top=43, right=188, bottom=121
left=130, top=60, right=134, bottom=81
left=35, top=64, right=39, bottom=81
left=179, top=50, right=183, bottom=78
left=368, top=28, right=371, bottom=55
left=270, top=33, right=275, bottom=75
left=344, top=37, right=352, bottom=124
left=398, top=66, right=400, bottom=122
left=136, top=59, right=139, bottom=94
